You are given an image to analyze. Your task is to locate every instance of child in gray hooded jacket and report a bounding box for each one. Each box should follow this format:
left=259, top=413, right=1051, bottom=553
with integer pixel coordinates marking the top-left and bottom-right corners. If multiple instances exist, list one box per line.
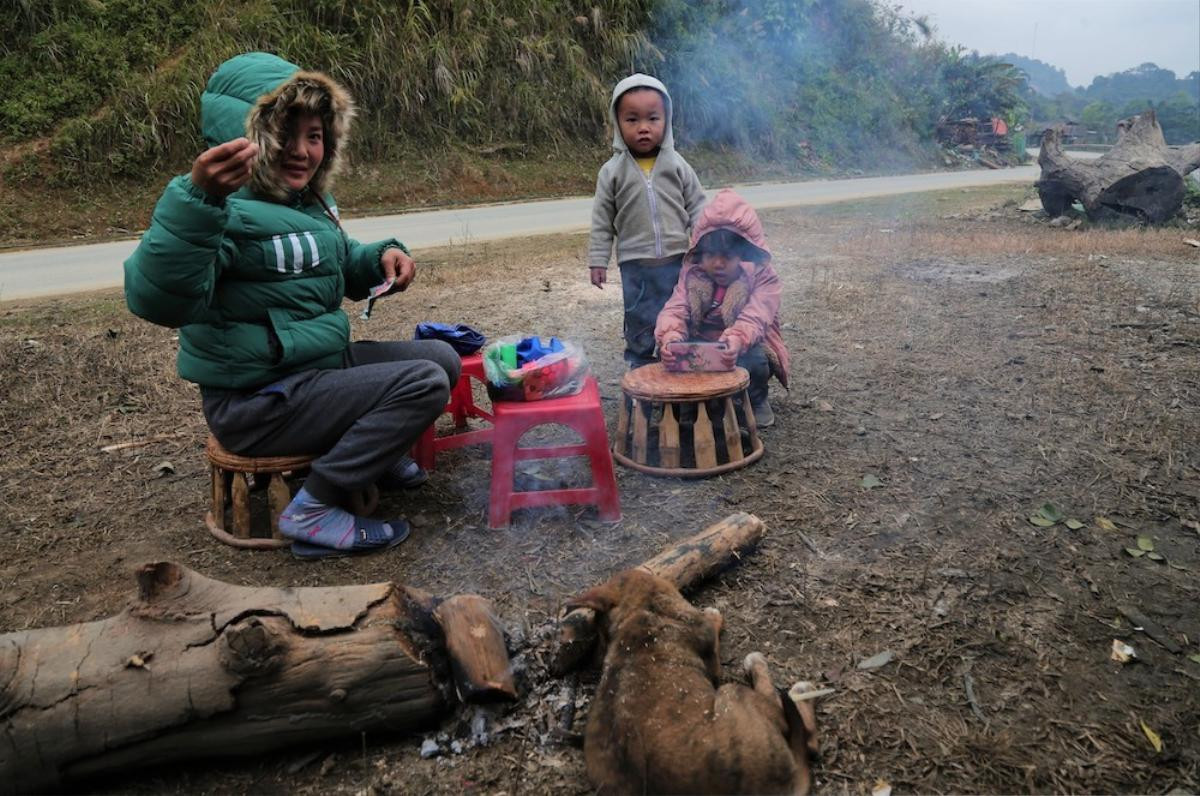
left=588, top=74, right=706, bottom=368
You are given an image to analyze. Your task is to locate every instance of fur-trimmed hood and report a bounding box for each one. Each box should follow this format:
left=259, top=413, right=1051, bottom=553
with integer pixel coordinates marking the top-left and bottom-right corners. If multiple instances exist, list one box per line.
left=200, top=52, right=355, bottom=203
left=685, top=189, right=771, bottom=264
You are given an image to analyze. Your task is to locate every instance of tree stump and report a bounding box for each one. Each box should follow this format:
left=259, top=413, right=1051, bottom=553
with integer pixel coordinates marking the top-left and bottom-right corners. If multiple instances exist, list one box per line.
left=1036, top=111, right=1200, bottom=224
left=0, top=562, right=512, bottom=792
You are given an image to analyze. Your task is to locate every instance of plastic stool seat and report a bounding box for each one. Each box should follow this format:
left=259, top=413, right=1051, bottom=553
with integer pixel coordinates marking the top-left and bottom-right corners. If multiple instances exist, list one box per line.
left=487, top=376, right=620, bottom=529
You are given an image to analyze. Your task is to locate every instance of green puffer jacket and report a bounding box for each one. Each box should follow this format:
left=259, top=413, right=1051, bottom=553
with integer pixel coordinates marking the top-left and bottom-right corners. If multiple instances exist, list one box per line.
left=124, top=52, right=400, bottom=390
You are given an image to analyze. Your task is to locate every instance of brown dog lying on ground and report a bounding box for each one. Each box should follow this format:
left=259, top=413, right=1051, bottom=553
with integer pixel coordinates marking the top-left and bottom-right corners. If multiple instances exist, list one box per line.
left=566, top=568, right=818, bottom=795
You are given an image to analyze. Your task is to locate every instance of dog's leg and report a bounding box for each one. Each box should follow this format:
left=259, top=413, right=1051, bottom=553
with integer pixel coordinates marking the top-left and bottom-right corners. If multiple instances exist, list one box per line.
left=743, top=652, right=780, bottom=705
left=703, top=607, right=723, bottom=681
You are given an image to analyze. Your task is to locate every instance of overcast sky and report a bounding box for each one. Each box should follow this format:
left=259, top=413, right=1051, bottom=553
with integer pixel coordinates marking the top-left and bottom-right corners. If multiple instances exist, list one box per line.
left=894, top=0, right=1200, bottom=87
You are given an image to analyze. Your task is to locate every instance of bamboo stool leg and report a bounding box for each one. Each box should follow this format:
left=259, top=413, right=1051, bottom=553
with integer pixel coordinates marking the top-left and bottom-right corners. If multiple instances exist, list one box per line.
left=211, top=465, right=226, bottom=531
left=741, top=389, right=760, bottom=453
left=722, top=396, right=744, bottom=462
left=693, top=401, right=718, bottom=470
left=632, top=398, right=649, bottom=465
left=615, top=395, right=630, bottom=456
left=266, top=473, right=291, bottom=541
left=231, top=472, right=252, bottom=539
left=659, top=402, right=680, bottom=468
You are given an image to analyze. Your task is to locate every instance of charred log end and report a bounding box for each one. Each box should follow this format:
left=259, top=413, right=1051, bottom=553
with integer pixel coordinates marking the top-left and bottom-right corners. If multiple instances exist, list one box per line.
left=219, top=618, right=288, bottom=678
left=433, top=595, right=517, bottom=702
left=135, top=562, right=186, bottom=603
left=1095, top=167, right=1185, bottom=225
left=551, top=608, right=599, bottom=676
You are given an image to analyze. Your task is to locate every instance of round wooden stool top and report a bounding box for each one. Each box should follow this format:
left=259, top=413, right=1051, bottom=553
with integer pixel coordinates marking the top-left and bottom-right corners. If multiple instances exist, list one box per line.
left=621, top=363, right=749, bottom=401
left=205, top=435, right=315, bottom=473
left=614, top=364, right=763, bottom=478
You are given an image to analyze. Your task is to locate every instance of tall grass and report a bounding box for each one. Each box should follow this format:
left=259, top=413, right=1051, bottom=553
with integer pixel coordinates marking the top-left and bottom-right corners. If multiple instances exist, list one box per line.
left=3, top=0, right=654, bottom=184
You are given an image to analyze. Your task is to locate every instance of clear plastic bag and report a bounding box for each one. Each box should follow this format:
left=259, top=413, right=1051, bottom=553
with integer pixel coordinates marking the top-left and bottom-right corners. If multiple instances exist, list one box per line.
left=482, top=335, right=589, bottom=401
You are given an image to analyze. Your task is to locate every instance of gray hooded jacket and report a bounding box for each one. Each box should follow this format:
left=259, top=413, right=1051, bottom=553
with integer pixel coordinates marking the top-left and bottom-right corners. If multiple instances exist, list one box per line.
left=588, top=74, right=706, bottom=269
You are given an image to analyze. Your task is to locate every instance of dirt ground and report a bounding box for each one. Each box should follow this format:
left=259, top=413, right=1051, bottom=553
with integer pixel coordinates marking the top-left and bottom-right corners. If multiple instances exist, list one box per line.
left=2, top=185, right=1199, bottom=794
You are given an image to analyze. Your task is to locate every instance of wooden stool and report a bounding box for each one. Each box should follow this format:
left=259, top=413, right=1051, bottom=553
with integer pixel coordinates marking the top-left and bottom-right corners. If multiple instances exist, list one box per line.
left=205, top=436, right=379, bottom=550
left=612, top=364, right=763, bottom=477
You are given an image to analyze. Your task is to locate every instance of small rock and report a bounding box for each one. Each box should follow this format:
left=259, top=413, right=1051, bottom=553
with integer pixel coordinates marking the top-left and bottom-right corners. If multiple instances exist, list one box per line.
left=854, top=426, right=866, bottom=436
left=419, top=739, right=441, bottom=759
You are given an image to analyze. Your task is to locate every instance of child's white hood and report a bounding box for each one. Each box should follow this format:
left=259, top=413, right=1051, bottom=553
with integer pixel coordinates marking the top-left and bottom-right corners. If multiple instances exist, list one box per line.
left=608, top=73, right=676, bottom=153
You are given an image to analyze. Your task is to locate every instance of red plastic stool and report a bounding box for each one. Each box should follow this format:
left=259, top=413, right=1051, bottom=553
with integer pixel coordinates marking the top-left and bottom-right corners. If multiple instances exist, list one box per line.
left=487, top=376, right=621, bottom=529
left=414, top=353, right=493, bottom=471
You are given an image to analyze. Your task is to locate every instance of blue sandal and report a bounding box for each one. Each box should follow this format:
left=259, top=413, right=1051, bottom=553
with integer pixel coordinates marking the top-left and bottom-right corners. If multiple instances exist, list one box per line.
left=290, top=518, right=411, bottom=560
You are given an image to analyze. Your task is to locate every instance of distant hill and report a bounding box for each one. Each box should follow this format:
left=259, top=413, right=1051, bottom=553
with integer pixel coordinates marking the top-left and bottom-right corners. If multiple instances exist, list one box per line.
left=1001, top=53, right=1074, bottom=97
left=1083, top=62, right=1199, bottom=105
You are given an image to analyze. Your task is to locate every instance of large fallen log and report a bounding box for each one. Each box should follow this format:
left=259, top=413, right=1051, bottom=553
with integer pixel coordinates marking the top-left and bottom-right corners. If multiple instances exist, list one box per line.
left=1036, top=111, right=1200, bottom=224
left=0, top=562, right=512, bottom=793
left=553, top=512, right=767, bottom=674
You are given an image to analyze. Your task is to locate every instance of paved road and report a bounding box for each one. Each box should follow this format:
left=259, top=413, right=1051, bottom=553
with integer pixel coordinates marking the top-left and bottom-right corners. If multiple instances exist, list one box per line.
left=0, top=157, right=1073, bottom=301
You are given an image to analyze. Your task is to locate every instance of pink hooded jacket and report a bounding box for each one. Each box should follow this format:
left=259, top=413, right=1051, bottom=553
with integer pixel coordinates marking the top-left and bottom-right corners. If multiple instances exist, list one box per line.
left=654, top=189, right=790, bottom=388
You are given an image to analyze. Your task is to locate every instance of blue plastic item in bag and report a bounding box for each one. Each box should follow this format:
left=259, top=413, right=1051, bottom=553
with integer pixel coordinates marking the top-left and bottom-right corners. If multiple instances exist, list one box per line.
left=413, top=322, right=487, bottom=355
left=515, top=336, right=564, bottom=365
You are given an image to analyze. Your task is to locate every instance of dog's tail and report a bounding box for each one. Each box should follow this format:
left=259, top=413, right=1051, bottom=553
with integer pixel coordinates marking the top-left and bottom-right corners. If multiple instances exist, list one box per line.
left=779, top=683, right=819, bottom=796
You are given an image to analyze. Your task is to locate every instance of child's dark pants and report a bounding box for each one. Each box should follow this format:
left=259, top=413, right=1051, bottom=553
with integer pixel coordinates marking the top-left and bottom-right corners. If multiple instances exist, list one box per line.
left=201, top=340, right=460, bottom=507
left=739, top=343, right=770, bottom=410
left=619, top=255, right=683, bottom=368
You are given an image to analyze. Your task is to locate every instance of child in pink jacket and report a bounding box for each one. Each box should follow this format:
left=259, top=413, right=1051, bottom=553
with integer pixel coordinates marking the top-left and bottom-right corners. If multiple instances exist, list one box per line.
left=655, top=189, right=789, bottom=427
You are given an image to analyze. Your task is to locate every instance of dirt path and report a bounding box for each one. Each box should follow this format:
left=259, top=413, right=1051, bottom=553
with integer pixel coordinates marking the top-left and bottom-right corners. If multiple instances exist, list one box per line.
left=1, top=185, right=1197, bottom=793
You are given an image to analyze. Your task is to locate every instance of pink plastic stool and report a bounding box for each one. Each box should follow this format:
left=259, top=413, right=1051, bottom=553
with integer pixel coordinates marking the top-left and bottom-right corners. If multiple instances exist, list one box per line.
left=487, top=376, right=621, bottom=529
left=414, top=353, right=493, bottom=471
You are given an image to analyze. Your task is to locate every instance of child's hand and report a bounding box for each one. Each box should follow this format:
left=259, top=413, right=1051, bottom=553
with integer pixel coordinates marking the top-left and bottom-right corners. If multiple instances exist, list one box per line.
left=659, top=333, right=684, bottom=362
left=718, top=336, right=742, bottom=368
left=589, top=267, right=607, bottom=289
left=190, top=138, right=259, bottom=200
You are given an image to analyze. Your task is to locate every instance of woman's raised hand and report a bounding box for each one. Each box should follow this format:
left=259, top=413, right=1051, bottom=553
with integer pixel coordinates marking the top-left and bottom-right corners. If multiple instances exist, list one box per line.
left=190, top=138, right=259, bottom=200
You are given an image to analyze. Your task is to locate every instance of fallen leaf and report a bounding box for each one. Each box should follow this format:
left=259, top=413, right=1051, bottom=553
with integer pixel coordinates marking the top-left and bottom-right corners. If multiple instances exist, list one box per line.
left=1136, top=535, right=1154, bottom=551
left=1065, top=518, right=1084, bottom=530
left=154, top=460, right=175, bottom=477
left=1188, top=654, right=1200, bottom=665
left=1029, top=515, right=1056, bottom=527
left=857, top=650, right=895, bottom=670
left=1183, top=238, right=1200, bottom=248
left=1110, top=639, right=1137, bottom=663
left=1146, top=552, right=1165, bottom=562
left=817, top=400, right=834, bottom=412
left=861, top=474, right=883, bottom=489
left=872, top=780, right=893, bottom=796
left=1037, top=503, right=1064, bottom=523
left=1096, top=516, right=1119, bottom=532
left=1140, top=719, right=1163, bottom=753
left=1125, top=548, right=1146, bottom=558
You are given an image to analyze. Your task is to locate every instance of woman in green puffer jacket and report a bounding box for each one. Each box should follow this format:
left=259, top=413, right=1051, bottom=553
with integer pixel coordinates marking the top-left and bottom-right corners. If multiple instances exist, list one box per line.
left=124, top=52, right=460, bottom=559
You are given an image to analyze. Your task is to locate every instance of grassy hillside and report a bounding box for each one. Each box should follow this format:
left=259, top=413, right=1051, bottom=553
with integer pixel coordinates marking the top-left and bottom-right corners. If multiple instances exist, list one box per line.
left=0, top=0, right=1030, bottom=244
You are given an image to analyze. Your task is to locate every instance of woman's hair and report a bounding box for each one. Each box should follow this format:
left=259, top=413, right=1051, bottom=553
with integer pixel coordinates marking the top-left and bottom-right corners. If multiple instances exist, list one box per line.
left=694, top=228, right=767, bottom=263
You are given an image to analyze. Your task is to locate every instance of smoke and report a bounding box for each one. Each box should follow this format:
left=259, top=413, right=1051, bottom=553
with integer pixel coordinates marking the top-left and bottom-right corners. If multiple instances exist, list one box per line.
left=628, top=0, right=1011, bottom=173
